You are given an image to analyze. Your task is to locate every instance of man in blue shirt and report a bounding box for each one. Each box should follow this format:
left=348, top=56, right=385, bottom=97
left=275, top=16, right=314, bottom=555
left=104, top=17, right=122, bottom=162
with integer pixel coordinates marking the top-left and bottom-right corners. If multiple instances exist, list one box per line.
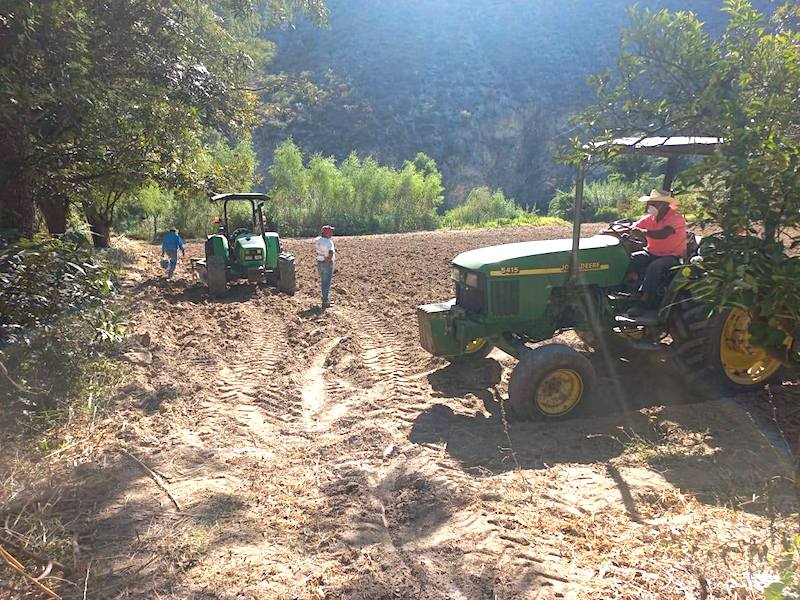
left=161, top=228, right=185, bottom=278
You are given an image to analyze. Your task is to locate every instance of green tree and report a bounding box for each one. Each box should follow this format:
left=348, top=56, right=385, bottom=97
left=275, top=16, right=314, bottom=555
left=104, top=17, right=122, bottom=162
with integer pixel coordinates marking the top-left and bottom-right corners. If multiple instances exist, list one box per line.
left=267, top=140, right=443, bottom=235
left=117, top=138, right=258, bottom=239
left=0, top=0, right=325, bottom=243
left=572, top=0, right=800, bottom=364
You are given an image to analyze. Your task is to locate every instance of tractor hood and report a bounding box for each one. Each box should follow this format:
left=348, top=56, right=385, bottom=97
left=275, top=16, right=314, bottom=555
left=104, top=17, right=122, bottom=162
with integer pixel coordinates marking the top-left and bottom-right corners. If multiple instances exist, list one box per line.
left=453, top=234, right=629, bottom=286
left=235, top=234, right=266, bottom=250
left=454, top=235, right=620, bottom=270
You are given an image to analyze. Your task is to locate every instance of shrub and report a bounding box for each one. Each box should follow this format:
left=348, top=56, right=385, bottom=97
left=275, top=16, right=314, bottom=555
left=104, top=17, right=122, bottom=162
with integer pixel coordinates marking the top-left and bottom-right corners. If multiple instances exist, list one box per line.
left=442, top=187, right=566, bottom=229
left=0, top=234, right=117, bottom=346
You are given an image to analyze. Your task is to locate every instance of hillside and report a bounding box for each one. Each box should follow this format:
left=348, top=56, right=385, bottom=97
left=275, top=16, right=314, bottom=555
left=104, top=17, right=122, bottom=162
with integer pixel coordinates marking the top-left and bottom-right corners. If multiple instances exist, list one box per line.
left=258, top=0, right=769, bottom=208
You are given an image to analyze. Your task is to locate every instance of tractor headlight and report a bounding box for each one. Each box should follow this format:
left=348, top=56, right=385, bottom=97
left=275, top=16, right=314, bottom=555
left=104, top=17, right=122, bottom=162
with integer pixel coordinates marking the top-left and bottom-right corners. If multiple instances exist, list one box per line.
left=465, top=272, right=480, bottom=288
left=451, top=267, right=462, bottom=283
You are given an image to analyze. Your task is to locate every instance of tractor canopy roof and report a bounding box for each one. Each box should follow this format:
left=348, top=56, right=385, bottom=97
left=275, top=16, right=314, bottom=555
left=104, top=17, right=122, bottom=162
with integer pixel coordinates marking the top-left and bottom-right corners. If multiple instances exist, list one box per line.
left=210, top=193, right=268, bottom=203
left=588, top=136, right=721, bottom=158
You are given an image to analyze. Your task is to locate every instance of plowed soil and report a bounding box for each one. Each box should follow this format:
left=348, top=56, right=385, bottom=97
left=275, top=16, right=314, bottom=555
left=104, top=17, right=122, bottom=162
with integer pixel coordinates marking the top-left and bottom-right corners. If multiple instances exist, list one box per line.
left=58, top=226, right=798, bottom=598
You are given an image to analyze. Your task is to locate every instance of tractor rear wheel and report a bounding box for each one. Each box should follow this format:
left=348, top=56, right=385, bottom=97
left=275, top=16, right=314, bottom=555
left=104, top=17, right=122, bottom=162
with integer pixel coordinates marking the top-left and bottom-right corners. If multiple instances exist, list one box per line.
left=444, top=338, right=494, bottom=363
left=206, top=255, right=227, bottom=298
left=670, top=303, right=787, bottom=394
left=277, top=253, right=296, bottom=295
left=507, top=344, right=596, bottom=420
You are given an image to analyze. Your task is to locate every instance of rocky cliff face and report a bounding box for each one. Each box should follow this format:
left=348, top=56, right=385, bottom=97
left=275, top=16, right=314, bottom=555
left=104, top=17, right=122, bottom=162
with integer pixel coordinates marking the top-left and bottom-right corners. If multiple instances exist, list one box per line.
left=257, top=0, right=768, bottom=209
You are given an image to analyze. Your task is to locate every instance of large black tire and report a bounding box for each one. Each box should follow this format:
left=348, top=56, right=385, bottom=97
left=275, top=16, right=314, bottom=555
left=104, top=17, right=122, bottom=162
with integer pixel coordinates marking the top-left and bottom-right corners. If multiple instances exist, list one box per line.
left=507, top=344, right=597, bottom=420
left=670, top=301, right=787, bottom=394
left=277, top=253, right=296, bottom=296
left=444, top=338, right=494, bottom=363
left=206, top=255, right=227, bottom=298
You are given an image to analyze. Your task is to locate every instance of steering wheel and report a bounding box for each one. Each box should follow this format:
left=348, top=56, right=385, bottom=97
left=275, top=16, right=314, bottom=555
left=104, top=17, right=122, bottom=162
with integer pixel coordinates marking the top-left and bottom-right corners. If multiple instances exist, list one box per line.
left=602, top=218, right=629, bottom=233
left=602, top=219, right=645, bottom=241
left=231, top=228, right=251, bottom=239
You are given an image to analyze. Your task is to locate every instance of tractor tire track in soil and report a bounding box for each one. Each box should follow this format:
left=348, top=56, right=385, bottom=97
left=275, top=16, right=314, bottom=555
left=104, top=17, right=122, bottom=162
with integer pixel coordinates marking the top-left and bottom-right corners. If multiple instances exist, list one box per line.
left=76, top=225, right=798, bottom=600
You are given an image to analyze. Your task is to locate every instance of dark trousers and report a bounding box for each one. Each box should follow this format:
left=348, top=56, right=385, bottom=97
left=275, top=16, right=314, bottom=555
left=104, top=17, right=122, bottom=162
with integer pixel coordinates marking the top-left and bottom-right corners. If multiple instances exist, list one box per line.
left=629, top=251, right=680, bottom=307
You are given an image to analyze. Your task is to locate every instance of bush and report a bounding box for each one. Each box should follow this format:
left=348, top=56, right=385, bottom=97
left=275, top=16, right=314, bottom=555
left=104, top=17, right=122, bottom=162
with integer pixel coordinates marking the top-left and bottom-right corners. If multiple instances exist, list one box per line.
left=441, top=187, right=565, bottom=229
left=0, top=234, right=117, bottom=346
left=0, top=234, right=123, bottom=412
left=442, top=187, right=520, bottom=226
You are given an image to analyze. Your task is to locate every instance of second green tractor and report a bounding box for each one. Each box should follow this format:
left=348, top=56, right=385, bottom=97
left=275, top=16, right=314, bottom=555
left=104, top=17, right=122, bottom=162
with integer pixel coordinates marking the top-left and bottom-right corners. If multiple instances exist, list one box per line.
left=193, top=193, right=296, bottom=297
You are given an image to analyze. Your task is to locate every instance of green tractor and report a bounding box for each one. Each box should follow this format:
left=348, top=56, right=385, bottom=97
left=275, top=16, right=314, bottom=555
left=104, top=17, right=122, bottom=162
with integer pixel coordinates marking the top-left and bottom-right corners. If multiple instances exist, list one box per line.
left=418, top=137, right=790, bottom=420
left=193, top=193, right=296, bottom=297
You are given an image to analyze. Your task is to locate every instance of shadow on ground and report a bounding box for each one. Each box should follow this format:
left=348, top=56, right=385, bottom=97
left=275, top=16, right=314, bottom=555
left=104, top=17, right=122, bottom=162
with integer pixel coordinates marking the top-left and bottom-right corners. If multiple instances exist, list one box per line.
left=412, top=351, right=798, bottom=516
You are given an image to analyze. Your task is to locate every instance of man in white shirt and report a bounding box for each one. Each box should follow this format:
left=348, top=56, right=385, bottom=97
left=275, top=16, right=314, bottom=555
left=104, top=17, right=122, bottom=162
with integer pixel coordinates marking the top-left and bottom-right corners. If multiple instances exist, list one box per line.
left=314, top=225, right=336, bottom=308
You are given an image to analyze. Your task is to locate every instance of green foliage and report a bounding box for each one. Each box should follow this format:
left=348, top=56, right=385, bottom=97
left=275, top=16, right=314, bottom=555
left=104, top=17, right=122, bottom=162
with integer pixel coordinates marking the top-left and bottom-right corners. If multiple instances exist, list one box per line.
left=442, top=188, right=521, bottom=226
left=257, top=1, right=756, bottom=211
left=116, top=139, right=259, bottom=239
left=0, top=0, right=325, bottom=240
left=764, top=535, right=800, bottom=599
left=571, top=0, right=800, bottom=366
left=548, top=174, right=663, bottom=222
left=0, top=235, right=116, bottom=347
left=441, top=187, right=563, bottom=229
left=0, top=234, right=124, bottom=410
left=268, top=140, right=444, bottom=235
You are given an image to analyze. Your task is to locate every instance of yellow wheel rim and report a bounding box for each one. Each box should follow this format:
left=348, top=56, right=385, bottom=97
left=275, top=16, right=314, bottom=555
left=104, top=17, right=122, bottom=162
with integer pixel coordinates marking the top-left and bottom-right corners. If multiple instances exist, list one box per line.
left=536, top=369, right=583, bottom=416
left=464, top=338, right=486, bottom=354
left=719, top=308, right=783, bottom=385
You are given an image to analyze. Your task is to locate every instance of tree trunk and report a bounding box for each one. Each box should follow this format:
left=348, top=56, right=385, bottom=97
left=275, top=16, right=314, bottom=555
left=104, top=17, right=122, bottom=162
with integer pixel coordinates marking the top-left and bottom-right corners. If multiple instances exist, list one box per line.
left=85, top=206, right=111, bottom=248
left=37, top=194, right=69, bottom=235
left=0, top=127, right=34, bottom=237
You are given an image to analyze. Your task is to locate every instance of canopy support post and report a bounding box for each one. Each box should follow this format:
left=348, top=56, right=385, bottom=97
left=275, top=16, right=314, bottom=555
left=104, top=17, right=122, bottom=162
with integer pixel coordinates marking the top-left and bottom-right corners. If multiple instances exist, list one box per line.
left=568, top=160, right=586, bottom=286
left=663, top=156, right=679, bottom=192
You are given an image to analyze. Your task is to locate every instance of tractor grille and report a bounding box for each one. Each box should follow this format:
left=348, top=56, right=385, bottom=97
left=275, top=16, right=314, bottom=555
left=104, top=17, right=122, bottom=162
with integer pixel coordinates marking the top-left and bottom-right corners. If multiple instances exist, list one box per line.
left=456, top=282, right=485, bottom=314
left=490, top=280, right=519, bottom=316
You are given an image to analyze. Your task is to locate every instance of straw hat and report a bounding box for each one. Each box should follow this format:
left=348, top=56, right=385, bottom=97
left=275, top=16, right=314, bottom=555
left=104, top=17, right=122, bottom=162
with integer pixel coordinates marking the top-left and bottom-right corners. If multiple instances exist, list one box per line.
left=638, top=188, right=678, bottom=207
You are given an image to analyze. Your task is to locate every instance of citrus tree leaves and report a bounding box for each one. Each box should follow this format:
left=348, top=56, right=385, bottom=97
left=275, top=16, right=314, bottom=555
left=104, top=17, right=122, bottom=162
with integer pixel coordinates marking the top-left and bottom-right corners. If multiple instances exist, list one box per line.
left=571, top=1, right=800, bottom=366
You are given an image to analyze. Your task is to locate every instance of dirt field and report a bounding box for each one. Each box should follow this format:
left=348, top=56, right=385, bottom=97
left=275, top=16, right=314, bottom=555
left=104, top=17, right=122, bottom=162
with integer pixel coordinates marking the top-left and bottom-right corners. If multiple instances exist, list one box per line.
left=7, top=225, right=799, bottom=599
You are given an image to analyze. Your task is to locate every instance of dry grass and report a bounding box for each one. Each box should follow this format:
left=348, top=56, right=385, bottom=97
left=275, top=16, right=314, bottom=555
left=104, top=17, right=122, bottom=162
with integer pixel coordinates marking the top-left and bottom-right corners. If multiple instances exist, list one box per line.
left=495, top=411, right=798, bottom=599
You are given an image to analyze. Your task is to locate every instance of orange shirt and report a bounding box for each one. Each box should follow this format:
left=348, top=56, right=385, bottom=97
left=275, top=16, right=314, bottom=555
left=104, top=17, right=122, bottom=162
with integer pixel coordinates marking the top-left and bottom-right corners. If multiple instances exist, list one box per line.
left=635, top=208, right=687, bottom=256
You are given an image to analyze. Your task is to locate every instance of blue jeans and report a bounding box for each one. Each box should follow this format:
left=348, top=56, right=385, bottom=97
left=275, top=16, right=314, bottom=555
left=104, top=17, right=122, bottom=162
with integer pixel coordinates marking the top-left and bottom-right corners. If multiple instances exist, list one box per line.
left=164, top=248, right=179, bottom=276
left=629, top=250, right=680, bottom=307
left=317, top=261, right=333, bottom=305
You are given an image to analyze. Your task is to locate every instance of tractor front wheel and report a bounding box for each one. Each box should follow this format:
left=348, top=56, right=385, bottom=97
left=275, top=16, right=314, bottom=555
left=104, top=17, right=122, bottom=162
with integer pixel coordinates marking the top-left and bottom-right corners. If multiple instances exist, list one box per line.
left=444, top=338, right=494, bottom=363
left=507, top=344, right=596, bottom=420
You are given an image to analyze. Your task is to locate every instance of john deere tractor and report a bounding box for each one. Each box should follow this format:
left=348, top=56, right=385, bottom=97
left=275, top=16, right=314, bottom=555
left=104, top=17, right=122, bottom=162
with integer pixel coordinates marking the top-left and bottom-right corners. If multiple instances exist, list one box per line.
left=193, top=193, right=296, bottom=297
left=418, top=137, right=790, bottom=420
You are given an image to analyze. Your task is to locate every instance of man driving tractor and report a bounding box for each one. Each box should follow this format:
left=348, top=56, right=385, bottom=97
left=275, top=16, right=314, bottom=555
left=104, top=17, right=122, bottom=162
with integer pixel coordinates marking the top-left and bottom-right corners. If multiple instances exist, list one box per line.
left=607, top=188, right=686, bottom=315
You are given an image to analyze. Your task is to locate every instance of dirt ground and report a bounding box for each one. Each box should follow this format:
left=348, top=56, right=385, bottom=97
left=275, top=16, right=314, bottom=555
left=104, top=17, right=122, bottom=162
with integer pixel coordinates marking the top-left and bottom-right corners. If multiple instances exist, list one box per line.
left=4, top=224, right=799, bottom=599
